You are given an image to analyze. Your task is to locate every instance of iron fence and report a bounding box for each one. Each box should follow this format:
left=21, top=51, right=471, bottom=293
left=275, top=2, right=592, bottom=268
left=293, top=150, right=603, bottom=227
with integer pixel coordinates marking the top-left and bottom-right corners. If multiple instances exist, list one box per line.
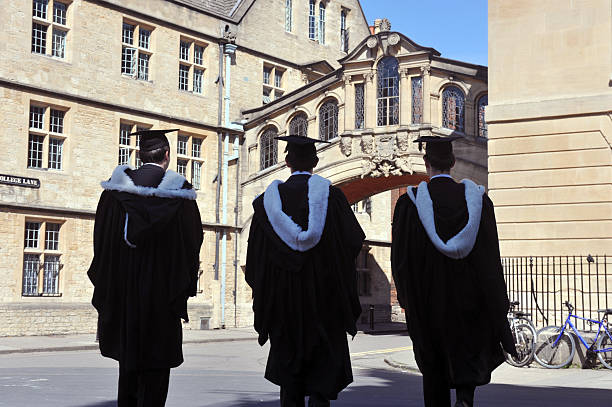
left=502, top=255, right=610, bottom=331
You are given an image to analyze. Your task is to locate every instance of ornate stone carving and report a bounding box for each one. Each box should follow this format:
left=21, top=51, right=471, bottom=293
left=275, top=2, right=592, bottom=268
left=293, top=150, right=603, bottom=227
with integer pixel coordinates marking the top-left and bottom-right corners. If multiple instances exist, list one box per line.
left=364, top=71, right=375, bottom=82
left=366, top=36, right=378, bottom=49
left=301, top=73, right=309, bottom=83
left=222, top=25, right=237, bottom=43
left=420, top=65, right=431, bottom=76
left=342, top=74, right=351, bottom=86
left=359, top=132, right=414, bottom=178
left=380, top=18, right=392, bottom=32
left=388, top=33, right=400, bottom=45
left=340, top=136, right=352, bottom=157
left=361, top=134, right=374, bottom=155
left=399, top=67, right=409, bottom=78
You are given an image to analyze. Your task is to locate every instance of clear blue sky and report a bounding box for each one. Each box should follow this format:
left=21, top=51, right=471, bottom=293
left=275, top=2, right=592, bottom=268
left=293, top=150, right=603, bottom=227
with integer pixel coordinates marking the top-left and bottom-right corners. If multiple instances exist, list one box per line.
left=360, top=0, right=488, bottom=66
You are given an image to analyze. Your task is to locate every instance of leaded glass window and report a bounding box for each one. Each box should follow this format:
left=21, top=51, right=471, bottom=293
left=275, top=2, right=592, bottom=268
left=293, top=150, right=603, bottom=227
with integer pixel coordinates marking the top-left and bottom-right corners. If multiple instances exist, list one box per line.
left=377, top=57, right=399, bottom=126
left=43, top=255, right=60, bottom=294
left=263, top=66, right=271, bottom=85
left=30, top=106, right=45, bottom=129
left=32, top=23, right=47, bottom=54
left=180, top=41, right=190, bottom=61
left=33, top=0, right=48, bottom=19
left=192, top=138, right=202, bottom=158
left=411, top=76, right=423, bottom=124
left=442, top=86, right=465, bottom=132
left=194, top=45, right=204, bottom=65
left=318, top=2, right=326, bottom=44
left=121, top=47, right=136, bottom=76
left=122, top=23, right=134, bottom=45
left=193, top=68, right=203, bottom=94
left=52, top=28, right=66, bottom=58
left=289, top=113, right=308, bottom=137
left=177, top=135, right=188, bottom=155
left=25, top=222, right=41, bottom=248
left=355, top=83, right=365, bottom=129
left=50, top=109, right=64, bottom=133
left=177, top=159, right=187, bottom=177
left=139, top=29, right=151, bottom=49
left=477, top=95, right=488, bottom=138
left=285, top=0, right=292, bottom=32
left=53, top=2, right=67, bottom=25
left=45, top=223, right=60, bottom=250
left=23, top=254, right=40, bottom=296
left=259, top=127, right=278, bottom=170
left=48, top=137, right=63, bottom=170
left=319, top=100, right=338, bottom=141
left=308, top=0, right=316, bottom=40
left=179, top=65, right=189, bottom=90
left=192, top=161, right=202, bottom=189
left=138, top=53, right=149, bottom=80
left=28, top=134, right=44, bottom=168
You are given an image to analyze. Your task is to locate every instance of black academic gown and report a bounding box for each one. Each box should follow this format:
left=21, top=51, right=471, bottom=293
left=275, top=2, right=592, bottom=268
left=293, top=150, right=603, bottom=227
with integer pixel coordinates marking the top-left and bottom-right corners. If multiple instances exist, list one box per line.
left=245, top=174, right=365, bottom=400
left=87, top=165, right=203, bottom=370
left=391, top=177, right=515, bottom=388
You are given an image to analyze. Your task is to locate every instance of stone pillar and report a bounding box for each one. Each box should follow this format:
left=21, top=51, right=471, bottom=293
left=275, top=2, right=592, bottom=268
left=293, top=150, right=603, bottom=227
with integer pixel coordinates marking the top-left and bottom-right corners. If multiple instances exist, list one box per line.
left=364, top=70, right=376, bottom=129
left=343, top=74, right=354, bottom=132
left=421, top=65, right=431, bottom=125
left=399, top=67, right=410, bottom=126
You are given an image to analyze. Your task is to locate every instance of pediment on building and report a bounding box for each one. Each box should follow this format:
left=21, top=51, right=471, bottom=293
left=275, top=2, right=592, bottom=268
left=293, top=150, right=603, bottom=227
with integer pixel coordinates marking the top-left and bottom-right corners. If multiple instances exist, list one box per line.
left=339, top=31, right=440, bottom=65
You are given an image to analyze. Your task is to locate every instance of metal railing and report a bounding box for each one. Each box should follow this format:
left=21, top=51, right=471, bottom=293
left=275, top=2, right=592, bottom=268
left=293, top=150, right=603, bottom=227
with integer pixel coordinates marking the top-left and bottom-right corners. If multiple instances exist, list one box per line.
left=502, top=255, right=610, bottom=331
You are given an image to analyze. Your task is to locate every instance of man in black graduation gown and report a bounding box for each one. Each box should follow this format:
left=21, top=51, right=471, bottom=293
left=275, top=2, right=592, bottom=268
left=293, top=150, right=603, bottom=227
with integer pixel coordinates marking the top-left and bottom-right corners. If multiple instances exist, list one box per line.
left=245, top=135, right=365, bottom=407
left=391, top=136, right=516, bottom=407
left=87, top=129, right=203, bottom=407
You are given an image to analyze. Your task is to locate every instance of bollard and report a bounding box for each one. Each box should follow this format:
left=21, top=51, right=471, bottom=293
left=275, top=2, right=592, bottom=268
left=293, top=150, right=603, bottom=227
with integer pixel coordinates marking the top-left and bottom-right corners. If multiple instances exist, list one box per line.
left=369, top=305, right=375, bottom=331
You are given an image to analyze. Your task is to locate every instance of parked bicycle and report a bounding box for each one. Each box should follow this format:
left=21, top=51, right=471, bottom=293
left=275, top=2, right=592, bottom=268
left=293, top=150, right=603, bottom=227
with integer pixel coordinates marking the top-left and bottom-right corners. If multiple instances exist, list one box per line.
left=505, top=301, right=537, bottom=367
left=533, top=301, right=612, bottom=369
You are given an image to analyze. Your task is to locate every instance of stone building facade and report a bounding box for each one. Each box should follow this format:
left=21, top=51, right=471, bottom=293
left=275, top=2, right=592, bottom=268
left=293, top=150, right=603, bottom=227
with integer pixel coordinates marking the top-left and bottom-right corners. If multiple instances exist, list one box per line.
left=488, top=0, right=612, bottom=257
left=0, top=0, right=371, bottom=336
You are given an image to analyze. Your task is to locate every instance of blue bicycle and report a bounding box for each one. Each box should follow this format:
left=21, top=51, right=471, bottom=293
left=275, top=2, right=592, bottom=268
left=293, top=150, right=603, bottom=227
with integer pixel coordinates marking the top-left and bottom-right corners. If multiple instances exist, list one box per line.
left=533, top=301, right=612, bottom=369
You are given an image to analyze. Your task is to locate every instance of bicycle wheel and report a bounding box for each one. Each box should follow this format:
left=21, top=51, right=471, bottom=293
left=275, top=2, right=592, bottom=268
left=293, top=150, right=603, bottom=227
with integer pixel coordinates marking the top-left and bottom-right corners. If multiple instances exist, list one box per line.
left=596, top=330, right=612, bottom=370
left=505, top=323, right=536, bottom=367
left=533, top=326, right=575, bottom=368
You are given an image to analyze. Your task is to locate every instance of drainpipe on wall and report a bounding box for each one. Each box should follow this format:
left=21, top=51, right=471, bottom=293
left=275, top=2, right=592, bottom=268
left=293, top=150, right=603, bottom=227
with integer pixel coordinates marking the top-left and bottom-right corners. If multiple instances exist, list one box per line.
left=215, top=43, right=225, bottom=287
left=220, top=43, right=238, bottom=329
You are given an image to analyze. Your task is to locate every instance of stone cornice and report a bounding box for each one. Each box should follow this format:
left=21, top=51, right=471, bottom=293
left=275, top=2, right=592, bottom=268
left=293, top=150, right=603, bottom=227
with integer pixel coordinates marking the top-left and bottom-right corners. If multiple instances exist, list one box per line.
left=486, top=93, right=612, bottom=124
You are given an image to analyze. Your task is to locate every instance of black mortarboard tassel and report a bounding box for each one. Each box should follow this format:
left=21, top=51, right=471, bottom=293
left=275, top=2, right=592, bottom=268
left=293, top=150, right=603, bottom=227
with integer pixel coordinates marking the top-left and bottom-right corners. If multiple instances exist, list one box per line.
left=129, top=128, right=178, bottom=152
left=413, top=135, right=463, bottom=156
left=275, top=135, right=331, bottom=157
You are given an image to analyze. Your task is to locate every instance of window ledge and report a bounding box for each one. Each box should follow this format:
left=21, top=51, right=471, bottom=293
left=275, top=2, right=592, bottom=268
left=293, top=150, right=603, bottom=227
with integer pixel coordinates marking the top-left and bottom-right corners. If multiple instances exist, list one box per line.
left=22, top=293, right=63, bottom=298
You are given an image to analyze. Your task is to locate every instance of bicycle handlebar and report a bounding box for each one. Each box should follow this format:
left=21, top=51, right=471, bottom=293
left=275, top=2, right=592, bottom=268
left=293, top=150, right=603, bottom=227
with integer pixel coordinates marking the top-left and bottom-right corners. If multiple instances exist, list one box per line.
left=563, top=301, right=574, bottom=312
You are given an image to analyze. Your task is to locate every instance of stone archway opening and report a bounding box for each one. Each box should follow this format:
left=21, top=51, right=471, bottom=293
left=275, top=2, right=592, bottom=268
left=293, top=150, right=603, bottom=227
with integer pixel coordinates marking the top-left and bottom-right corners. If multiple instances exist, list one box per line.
left=337, top=173, right=428, bottom=204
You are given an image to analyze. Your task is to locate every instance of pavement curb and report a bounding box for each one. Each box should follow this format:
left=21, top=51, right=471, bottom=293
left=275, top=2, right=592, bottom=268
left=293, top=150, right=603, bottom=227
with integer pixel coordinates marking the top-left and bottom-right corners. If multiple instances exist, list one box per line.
left=0, top=336, right=258, bottom=355
left=383, top=357, right=421, bottom=375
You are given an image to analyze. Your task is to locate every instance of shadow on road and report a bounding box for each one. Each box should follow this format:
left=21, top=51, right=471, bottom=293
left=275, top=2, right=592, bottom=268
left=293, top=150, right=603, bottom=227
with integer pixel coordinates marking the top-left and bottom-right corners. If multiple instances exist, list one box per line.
left=202, top=367, right=612, bottom=407
left=76, top=402, right=116, bottom=407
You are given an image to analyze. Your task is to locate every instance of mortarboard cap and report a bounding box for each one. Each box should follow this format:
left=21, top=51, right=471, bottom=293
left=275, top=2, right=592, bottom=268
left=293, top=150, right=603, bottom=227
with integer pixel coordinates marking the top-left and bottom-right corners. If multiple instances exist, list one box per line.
left=129, top=128, right=178, bottom=152
left=275, top=135, right=330, bottom=157
left=413, top=135, right=463, bottom=155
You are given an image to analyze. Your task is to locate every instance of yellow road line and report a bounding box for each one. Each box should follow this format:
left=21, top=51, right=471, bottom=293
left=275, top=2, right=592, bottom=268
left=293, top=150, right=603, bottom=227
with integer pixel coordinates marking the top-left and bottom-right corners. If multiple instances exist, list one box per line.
left=350, top=346, right=413, bottom=357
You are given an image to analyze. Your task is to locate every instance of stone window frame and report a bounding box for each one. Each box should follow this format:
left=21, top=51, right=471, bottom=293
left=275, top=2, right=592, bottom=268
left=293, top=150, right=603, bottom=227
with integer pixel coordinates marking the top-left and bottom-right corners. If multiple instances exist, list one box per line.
left=476, top=94, right=488, bottom=139
left=308, top=0, right=316, bottom=40
left=259, top=126, right=278, bottom=171
left=22, top=219, right=65, bottom=297
left=178, top=37, right=208, bottom=94
left=175, top=132, right=205, bottom=189
left=441, top=85, right=466, bottom=133
left=31, top=0, right=71, bottom=59
left=121, top=19, right=154, bottom=81
left=318, top=98, right=339, bottom=141
left=411, top=76, right=423, bottom=125
left=27, top=102, right=68, bottom=171
left=118, top=122, right=151, bottom=168
left=354, top=81, right=365, bottom=129
left=262, top=63, right=285, bottom=104
left=318, top=1, right=326, bottom=44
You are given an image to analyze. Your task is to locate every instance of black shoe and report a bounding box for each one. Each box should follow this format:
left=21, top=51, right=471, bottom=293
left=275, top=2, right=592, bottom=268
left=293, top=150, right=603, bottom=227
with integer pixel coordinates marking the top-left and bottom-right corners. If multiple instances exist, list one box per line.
left=454, top=401, right=469, bottom=407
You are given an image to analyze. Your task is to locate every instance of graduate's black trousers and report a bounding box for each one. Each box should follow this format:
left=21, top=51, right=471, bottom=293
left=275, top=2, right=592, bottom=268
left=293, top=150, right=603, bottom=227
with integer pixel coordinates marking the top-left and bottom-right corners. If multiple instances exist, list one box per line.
left=422, top=372, right=475, bottom=407
left=118, top=365, right=171, bottom=407
left=280, top=387, right=330, bottom=407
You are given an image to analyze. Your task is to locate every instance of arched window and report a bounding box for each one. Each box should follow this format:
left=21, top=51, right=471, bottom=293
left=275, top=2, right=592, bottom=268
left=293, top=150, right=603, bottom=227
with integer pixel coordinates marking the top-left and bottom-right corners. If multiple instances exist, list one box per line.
left=319, top=100, right=338, bottom=141
left=318, top=2, right=326, bottom=44
left=442, top=86, right=465, bottom=132
left=377, top=57, right=399, bottom=126
left=477, top=95, right=488, bottom=138
left=289, top=113, right=308, bottom=137
left=259, top=127, right=278, bottom=170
